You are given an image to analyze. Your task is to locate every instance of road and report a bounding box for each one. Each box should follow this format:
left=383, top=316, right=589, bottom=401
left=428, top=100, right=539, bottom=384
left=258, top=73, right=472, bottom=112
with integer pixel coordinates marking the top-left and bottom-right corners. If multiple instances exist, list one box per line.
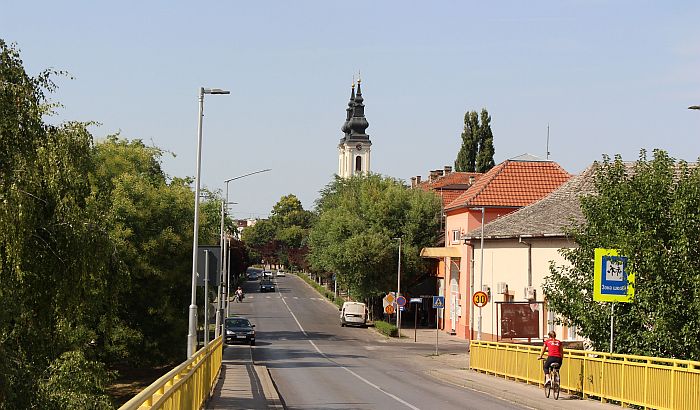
left=229, top=273, right=525, bottom=410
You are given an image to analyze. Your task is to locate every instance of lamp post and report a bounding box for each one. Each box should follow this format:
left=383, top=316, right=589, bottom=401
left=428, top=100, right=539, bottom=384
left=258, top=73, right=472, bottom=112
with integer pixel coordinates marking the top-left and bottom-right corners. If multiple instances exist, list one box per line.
left=688, top=105, right=700, bottom=110
left=477, top=207, right=485, bottom=341
left=393, top=237, right=402, bottom=335
left=222, top=169, right=271, bottom=320
left=188, top=87, right=229, bottom=358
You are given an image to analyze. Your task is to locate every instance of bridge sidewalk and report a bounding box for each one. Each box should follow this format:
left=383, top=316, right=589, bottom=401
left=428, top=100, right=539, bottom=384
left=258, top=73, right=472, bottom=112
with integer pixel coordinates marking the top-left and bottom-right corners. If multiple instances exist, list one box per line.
left=396, top=327, right=618, bottom=409
left=206, top=344, right=282, bottom=410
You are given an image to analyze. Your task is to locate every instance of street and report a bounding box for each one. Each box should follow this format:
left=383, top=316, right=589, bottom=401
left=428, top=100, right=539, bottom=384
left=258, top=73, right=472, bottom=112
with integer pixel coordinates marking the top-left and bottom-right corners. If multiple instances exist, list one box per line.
left=228, top=273, right=524, bottom=410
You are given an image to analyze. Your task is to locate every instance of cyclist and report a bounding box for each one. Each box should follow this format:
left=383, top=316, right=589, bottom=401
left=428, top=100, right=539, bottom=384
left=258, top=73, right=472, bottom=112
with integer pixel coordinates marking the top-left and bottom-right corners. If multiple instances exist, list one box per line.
left=538, top=330, right=564, bottom=386
left=234, top=286, right=244, bottom=302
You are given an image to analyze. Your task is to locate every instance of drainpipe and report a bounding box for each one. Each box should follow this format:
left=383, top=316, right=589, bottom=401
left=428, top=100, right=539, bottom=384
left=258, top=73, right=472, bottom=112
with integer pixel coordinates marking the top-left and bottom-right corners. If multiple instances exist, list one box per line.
left=519, top=236, right=533, bottom=287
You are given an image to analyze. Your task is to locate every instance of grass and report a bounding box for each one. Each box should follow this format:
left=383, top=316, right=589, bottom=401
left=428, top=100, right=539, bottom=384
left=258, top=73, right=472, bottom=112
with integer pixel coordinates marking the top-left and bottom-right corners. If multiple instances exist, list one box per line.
left=294, top=272, right=345, bottom=308
left=374, top=320, right=399, bottom=337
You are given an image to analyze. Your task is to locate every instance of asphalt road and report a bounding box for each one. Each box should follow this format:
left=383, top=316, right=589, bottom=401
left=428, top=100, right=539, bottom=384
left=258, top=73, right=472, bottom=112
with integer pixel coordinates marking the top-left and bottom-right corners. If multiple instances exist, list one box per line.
left=230, top=274, right=525, bottom=410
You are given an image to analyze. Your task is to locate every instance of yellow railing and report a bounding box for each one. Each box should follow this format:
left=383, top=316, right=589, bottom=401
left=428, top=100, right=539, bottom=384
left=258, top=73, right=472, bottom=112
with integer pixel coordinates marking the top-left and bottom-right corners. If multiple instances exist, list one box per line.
left=470, top=340, right=700, bottom=410
left=119, top=336, right=223, bottom=410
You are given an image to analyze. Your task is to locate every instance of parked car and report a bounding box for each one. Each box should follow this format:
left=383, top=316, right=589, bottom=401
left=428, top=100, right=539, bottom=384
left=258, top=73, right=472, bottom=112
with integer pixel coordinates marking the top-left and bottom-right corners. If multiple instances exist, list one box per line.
left=259, top=278, right=275, bottom=292
left=340, top=301, right=368, bottom=327
left=224, top=317, right=256, bottom=346
left=276, top=269, right=286, bottom=277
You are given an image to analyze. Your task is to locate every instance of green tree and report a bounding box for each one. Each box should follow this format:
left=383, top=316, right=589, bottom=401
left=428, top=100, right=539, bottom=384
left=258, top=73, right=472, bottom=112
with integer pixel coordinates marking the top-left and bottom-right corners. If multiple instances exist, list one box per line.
left=476, top=109, right=496, bottom=173
left=308, top=175, right=442, bottom=300
left=543, top=150, right=700, bottom=360
left=0, top=40, right=114, bottom=408
left=455, top=109, right=496, bottom=173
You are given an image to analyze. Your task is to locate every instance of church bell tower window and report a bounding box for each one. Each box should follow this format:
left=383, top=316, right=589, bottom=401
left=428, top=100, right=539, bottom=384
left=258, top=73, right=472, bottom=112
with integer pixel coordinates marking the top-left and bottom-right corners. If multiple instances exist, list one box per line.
left=355, top=156, right=362, bottom=173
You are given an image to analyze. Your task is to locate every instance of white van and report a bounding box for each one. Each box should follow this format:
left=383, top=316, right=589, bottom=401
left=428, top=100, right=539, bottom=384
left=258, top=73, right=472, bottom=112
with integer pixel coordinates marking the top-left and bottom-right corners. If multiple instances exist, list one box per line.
left=340, top=302, right=368, bottom=327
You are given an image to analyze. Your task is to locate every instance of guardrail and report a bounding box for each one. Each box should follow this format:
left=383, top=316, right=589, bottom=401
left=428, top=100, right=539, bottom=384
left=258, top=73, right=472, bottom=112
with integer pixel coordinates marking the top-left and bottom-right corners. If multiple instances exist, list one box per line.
left=470, top=340, right=700, bottom=409
left=119, top=336, right=223, bottom=410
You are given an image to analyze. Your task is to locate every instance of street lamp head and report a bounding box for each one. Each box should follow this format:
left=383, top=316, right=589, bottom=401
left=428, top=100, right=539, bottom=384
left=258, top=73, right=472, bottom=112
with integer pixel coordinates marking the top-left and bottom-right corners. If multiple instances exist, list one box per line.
left=689, top=105, right=700, bottom=110
left=204, top=88, right=230, bottom=95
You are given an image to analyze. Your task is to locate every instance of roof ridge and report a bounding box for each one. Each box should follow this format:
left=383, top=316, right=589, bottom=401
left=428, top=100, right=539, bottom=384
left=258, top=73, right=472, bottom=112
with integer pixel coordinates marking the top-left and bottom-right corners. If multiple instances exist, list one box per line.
left=469, top=160, right=509, bottom=206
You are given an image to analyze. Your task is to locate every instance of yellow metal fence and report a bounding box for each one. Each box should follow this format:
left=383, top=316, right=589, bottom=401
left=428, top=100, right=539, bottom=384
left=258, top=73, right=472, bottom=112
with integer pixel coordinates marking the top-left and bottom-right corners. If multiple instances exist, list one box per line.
left=119, top=336, right=223, bottom=410
left=470, top=340, right=700, bottom=410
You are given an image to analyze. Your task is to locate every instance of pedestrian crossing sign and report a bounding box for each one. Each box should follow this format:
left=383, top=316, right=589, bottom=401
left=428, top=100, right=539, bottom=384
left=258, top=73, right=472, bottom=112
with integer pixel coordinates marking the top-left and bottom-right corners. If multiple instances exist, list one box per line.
left=432, top=296, right=445, bottom=309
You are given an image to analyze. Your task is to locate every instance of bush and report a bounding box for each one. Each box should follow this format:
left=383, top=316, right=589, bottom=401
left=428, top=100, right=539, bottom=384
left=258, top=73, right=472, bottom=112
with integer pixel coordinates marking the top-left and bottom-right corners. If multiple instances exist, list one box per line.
left=294, top=273, right=345, bottom=307
left=374, top=320, right=398, bottom=337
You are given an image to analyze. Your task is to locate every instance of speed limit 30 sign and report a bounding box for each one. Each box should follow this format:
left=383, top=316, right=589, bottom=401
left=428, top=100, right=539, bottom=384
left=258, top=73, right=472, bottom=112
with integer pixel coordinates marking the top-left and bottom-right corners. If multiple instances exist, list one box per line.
left=473, top=291, right=489, bottom=307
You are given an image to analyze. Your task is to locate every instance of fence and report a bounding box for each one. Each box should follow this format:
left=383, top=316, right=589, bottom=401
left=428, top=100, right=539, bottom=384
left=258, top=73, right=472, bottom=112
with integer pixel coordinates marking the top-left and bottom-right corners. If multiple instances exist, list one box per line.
left=470, top=340, right=700, bottom=410
left=119, top=336, right=223, bottom=410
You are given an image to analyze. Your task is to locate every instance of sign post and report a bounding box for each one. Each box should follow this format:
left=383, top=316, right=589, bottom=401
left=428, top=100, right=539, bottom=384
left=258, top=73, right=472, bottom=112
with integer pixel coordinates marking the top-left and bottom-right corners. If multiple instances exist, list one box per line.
left=593, top=248, right=634, bottom=353
left=473, top=291, right=489, bottom=340
left=410, top=297, right=422, bottom=342
left=433, top=296, right=445, bottom=355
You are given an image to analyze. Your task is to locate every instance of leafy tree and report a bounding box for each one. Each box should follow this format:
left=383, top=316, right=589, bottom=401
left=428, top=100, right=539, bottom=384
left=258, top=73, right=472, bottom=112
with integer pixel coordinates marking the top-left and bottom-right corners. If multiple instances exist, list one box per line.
left=455, top=109, right=496, bottom=173
left=543, top=150, right=700, bottom=360
left=308, top=175, right=442, bottom=300
left=476, top=110, right=496, bottom=173
left=0, top=40, right=114, bottom=408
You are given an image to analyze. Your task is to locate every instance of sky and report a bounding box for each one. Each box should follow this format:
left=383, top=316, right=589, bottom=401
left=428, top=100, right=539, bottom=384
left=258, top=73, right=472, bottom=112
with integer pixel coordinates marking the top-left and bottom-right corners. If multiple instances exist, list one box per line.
left=3, top=1, right=700, bottom=219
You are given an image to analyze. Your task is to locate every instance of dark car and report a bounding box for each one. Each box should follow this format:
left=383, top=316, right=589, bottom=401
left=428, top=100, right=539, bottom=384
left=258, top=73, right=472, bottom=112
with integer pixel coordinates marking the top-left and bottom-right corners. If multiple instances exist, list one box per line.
left=225, top=317, right=255, bottom=346
left=259, top=278, right=275, bottom=292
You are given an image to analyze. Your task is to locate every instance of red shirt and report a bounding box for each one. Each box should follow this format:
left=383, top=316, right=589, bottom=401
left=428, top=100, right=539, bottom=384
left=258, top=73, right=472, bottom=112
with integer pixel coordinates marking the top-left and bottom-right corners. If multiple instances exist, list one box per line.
left=544, top=338, right=563, bottom=358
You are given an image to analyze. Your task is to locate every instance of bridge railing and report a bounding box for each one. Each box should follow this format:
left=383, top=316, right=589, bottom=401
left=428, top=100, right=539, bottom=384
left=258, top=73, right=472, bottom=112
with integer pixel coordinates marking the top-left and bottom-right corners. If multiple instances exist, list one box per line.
left=119, top=335, right=223, bottom=410
left=470, top=340, right=700, bottom=409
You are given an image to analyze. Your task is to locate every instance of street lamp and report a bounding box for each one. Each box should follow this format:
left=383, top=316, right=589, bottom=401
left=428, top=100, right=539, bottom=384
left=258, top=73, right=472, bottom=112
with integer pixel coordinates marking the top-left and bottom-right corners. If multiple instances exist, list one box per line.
left=688, top=105, right=700, bottom=110
left=477, top=207, right=485, bottom=341
left=393, top=237, right=402, bottom=336
left=188, top=87, right=230, bottom=358
left=222, top=169, right=272, bottom=321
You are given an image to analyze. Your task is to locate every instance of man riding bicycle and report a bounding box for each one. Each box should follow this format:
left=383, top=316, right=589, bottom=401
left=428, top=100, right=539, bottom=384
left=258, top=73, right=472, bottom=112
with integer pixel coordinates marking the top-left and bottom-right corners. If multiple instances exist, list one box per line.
left=538, top=330, right=564, bottom=386
left=234, top=286, right=244, bottom=302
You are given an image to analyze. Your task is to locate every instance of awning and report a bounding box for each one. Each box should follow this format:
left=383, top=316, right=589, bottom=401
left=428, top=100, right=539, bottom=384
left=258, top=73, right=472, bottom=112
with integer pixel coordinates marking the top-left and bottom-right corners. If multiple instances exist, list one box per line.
left=420, top=247, right=461, bottom=258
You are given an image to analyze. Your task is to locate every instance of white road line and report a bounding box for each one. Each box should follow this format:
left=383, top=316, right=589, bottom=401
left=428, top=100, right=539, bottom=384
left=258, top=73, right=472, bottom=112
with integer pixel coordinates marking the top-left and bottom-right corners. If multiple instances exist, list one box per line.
left=280, top=294, right=421, bottom=410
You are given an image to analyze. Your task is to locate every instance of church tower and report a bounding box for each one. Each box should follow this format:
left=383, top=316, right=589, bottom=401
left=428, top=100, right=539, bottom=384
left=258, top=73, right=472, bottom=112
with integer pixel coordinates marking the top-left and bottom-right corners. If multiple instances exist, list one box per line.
left=338, top=78, right=372, bottom=178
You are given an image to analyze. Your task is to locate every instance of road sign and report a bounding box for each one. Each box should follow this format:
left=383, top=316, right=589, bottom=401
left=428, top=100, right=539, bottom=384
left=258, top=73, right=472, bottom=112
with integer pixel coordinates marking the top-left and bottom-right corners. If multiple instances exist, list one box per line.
left=385, top=305, right=395, bottom=314
left=594, top=248, right=634, bottom=302
left=385, top=293, right=395, bottom=304
left=473, top=291, right=488, bottom=307
left=432, top=296, right=445, bottom=309
left=410, top=297, right=422, bottom=303
left=396, top=296, right=407, bottom=307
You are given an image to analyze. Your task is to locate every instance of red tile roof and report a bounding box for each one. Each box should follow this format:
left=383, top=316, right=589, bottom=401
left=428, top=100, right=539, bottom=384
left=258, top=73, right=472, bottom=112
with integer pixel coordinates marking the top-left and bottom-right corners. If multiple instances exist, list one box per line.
left=445, top=159, right=570, bottom=210
left=415, top=172, right=482, bottom=207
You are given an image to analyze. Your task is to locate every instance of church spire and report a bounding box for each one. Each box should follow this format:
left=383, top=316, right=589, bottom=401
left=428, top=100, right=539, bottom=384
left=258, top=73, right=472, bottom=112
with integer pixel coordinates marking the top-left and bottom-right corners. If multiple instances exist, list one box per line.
left=349, top=77, right=369, bottom=139
left=340, top=80, right=355, bottom=138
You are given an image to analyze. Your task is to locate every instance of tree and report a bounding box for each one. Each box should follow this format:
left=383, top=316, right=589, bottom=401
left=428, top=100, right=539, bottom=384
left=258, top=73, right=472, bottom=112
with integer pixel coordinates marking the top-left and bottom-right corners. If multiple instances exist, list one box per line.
left=543, top=150, right=700, bottom=360
left=308, top=175, right=442, bottom=300
left=455, top=108, right=496, bottom=173
left=0, top=40, right=114, bottom=408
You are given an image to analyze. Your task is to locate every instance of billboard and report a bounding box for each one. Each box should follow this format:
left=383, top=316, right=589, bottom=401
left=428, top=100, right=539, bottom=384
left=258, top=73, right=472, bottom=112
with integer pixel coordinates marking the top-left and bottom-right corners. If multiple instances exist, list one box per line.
left=500, top=302, right=540, bottom=339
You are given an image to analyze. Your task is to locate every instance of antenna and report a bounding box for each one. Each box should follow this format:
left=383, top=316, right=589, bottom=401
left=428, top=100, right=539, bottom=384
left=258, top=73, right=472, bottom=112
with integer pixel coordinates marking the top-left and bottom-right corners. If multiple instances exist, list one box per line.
left=546, top=123, right=550, bottom=160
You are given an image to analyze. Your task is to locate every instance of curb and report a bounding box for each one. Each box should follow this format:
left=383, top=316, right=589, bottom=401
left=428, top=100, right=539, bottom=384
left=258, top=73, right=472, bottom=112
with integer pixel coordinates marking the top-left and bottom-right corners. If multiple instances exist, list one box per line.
left=253, top=365, right=283, bottom=409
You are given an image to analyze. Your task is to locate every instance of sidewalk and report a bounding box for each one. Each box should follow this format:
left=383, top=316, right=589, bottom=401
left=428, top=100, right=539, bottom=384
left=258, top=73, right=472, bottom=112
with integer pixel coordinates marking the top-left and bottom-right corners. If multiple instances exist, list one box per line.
left=206, top=344, right=282, bottom=410
left=395, top=327, right=618, bottom=410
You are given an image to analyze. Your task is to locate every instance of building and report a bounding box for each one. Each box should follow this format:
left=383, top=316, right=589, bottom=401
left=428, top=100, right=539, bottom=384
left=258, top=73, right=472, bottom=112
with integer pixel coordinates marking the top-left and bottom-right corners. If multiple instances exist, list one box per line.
left=421, top=154, right=571, bottom=339
left=338, top=79, right=371, bottom=178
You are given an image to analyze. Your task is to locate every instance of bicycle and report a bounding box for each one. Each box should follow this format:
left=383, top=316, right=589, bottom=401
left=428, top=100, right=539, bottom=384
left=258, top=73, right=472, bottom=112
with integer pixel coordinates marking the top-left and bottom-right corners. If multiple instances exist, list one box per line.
left=539, top=357, right=561, bottom=400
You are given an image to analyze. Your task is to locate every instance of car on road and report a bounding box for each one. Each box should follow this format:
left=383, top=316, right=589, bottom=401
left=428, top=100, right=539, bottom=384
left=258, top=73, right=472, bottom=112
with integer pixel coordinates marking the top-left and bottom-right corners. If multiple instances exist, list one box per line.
left=262, top=270, right=274, bottom=278
left=276, top=269, right=286, bottom=277
left=224, top=317, right=256, bottom=346
left=259, top=278, right=275, bottom=292
left=247, top=270, right=260, bottom=281
left=340, top=301, right=368, bottom=327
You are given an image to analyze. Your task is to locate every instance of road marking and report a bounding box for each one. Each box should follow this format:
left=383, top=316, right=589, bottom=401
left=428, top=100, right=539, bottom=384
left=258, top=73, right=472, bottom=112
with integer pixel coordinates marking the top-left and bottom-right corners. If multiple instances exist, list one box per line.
left=280, top=294, right=421, bottom=410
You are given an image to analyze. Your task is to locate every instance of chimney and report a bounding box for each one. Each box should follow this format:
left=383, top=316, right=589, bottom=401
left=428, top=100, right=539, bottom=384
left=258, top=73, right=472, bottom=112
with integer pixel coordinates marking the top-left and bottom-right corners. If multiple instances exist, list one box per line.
left=429, top=170, right=439, bottom=182
left=410, top=176, right=416, bottom=188
left=444, top=165, right=452, bottom=175
left=416, top=175, right=422, bottom=185
left=469, top=175, right=475, bottom=185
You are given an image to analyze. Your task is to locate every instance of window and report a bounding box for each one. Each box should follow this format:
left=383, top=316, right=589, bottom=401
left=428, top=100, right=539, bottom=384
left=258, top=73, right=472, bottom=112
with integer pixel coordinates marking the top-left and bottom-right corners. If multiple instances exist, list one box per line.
left=451, top=229, right=461, bottom=244
left=355, top=156, right=362, bottom=172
